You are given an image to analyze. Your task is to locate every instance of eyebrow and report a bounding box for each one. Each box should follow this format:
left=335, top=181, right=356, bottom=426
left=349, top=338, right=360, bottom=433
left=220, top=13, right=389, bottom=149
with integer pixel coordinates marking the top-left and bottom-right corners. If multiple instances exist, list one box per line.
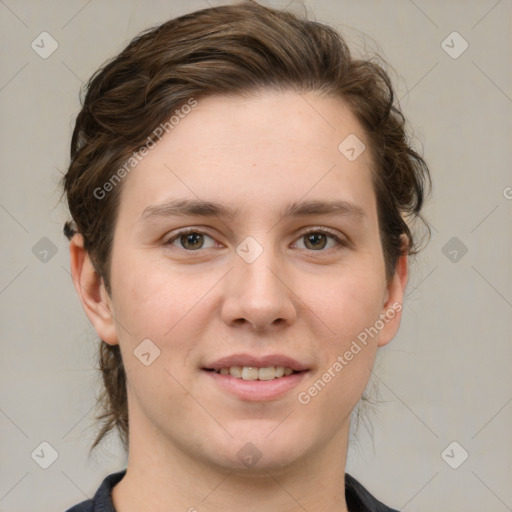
left=139, top=198, right=366, bottom=222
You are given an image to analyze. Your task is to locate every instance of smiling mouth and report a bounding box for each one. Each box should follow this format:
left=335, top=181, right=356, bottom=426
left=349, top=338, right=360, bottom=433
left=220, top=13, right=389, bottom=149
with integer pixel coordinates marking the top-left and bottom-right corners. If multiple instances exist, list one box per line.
left=206, top=366, right=301, bottom=381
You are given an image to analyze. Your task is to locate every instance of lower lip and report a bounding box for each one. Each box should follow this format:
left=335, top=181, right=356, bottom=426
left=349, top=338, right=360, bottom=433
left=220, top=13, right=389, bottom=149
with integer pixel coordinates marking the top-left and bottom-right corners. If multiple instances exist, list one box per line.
left=204, top=370, right=307, bottom=401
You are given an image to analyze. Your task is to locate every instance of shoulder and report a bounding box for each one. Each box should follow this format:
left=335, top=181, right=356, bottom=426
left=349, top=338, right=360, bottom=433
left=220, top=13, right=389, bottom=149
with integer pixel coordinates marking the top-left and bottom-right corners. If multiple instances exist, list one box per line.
left=345, top=473, right=401, bottom=512
left=63, top=470, right=126, bottom=512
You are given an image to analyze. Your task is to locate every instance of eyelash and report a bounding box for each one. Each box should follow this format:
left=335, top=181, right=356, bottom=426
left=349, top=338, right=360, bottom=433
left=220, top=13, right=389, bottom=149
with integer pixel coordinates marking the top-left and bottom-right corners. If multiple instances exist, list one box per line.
left=164, top=227, right=347, bottom=253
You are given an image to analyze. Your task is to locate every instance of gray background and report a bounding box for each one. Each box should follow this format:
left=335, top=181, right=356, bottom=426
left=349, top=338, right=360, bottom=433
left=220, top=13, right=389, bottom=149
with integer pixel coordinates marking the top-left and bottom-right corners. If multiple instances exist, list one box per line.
left=1, top=0, right=511, bottom=511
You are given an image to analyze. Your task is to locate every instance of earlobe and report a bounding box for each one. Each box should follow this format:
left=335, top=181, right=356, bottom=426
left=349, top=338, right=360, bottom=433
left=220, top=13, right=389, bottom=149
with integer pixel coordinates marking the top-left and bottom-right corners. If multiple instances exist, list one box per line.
left=69, top=234, right=119, bottom=345
left=377, top=251, right=409, bottom=347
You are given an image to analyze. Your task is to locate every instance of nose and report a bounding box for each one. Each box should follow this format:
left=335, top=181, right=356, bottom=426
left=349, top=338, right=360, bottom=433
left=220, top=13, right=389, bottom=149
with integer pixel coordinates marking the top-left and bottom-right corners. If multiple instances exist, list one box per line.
left=220, top=241, right=298, bottom=332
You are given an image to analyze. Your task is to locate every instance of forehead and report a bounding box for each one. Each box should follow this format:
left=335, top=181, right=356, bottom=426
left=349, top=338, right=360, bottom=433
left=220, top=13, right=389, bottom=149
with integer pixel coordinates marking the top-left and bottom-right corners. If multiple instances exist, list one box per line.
left=117, top=90, right=376, bottom=222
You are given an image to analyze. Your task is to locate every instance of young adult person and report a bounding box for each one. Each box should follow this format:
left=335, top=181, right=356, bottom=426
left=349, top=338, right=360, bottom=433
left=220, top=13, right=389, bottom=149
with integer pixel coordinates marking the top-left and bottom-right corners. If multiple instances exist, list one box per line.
left=62, top=2, right=430, bottom=511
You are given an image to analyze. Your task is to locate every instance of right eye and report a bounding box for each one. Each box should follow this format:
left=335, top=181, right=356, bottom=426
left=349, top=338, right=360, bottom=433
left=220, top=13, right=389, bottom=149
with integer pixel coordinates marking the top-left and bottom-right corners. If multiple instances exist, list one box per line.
left=164, top=229, right=219, bottom=251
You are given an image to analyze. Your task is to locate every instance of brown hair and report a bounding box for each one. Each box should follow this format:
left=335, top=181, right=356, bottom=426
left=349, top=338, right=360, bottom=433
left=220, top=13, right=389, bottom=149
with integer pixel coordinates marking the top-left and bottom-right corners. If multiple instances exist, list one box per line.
left=63, top=0, right=431, bottom=453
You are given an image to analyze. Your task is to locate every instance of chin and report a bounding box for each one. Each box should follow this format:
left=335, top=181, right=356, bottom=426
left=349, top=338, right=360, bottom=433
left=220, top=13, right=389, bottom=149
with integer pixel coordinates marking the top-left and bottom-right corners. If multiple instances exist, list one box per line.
left=203, top=421, right=316, bottom=474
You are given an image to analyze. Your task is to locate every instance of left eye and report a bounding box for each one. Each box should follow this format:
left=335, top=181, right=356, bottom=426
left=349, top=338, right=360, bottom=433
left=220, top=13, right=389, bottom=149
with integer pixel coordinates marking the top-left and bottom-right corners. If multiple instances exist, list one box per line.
left=293, top=230, right=342, bottom=251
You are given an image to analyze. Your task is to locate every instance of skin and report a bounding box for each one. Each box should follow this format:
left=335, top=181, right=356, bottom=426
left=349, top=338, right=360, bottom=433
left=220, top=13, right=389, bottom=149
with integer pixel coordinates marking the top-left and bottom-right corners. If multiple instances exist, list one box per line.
left=70, top=90, right=408, bottom=512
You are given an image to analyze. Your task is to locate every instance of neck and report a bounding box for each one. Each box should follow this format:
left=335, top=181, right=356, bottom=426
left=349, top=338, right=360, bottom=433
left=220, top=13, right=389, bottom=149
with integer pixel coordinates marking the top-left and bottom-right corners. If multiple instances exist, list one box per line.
left=111, top=419, right=351, bottom=512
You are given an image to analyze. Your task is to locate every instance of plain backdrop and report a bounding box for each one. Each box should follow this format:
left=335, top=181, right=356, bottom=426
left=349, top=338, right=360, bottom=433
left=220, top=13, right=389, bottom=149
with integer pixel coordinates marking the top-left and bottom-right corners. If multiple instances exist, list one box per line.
left=1, top=1, right=511, bottom=511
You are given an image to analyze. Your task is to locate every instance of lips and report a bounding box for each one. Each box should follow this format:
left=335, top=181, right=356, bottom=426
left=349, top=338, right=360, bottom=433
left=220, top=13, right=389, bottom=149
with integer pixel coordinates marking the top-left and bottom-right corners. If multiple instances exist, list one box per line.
left=202, top=354, right=310, bottom=400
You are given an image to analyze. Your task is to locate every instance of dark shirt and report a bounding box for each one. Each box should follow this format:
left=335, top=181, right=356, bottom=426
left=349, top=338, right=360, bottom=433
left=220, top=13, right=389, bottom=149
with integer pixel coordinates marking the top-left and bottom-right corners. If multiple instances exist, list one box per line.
left=65, top=470, right=400, bottom=512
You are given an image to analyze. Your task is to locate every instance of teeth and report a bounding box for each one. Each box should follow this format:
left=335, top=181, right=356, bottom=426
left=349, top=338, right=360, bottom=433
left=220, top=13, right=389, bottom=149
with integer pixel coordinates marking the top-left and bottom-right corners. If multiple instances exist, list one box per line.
left=229, top=366, right=242, bottom=378
left=241, top=367, right=259, bottom=380
left=257, top=367, right=276, bottom=381
left=217, top=365, right=295, bottom=380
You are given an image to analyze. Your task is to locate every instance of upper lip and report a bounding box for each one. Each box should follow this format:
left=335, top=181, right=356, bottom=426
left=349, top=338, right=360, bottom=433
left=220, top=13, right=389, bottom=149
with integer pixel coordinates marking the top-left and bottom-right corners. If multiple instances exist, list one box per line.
left=205, top=354, right=310, bottom=372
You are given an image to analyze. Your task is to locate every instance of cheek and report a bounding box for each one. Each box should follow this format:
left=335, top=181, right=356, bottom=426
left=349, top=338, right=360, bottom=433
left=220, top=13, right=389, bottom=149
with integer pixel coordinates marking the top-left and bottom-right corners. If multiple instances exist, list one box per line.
left=109, top=254, right=191, bottom=341
left=297, top=269, right=384, bottom=420
left=109, top=253, right=226, bottom=370
left=109, top=262, right=204, bottom=407
left=313, top=263, right=386, bottom=345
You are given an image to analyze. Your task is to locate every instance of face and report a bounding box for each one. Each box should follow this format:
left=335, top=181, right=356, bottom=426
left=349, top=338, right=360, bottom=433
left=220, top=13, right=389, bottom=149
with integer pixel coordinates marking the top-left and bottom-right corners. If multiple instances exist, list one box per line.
left=78, top=90, right=407, bottom=473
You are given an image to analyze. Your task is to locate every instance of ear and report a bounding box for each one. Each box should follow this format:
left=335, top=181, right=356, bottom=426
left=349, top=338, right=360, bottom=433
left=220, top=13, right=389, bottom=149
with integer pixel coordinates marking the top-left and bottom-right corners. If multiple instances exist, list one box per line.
left=69, top=234, right=118, bottom=345
left=377, top=247, right=409, bottom=348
